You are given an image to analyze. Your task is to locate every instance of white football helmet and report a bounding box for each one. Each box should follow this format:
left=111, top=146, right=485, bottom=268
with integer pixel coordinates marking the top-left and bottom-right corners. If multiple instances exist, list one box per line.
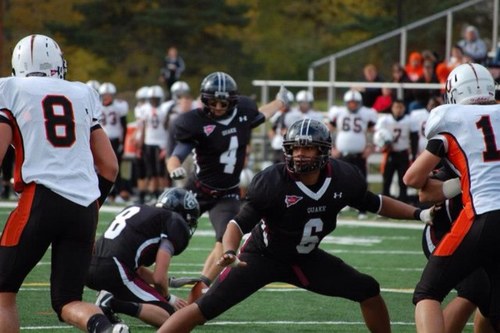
left=373, top=128, right=394, bottom=149
left=148, top=85, right=165, bottom=101
left=343, top=89, right=363, bottom=103
left=295, top=90, right=314, bottom=103
left=445, top=63, right=496, bottom=105
left=12, top=34, right=67, bottom=79
left=135, top=86, right=149, bottom=100
left=99, top=82, right=117, bottom=95
left=170, top=81, right=190, bottom=100
left=86, top=80, right=101, bottom=91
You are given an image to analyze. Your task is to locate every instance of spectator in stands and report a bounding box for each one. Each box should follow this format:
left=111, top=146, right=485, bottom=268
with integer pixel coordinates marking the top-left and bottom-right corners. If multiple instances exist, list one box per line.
left=405, top=51, right=424, bottom=82
left=159, top=46, right=186, bottom=94
left=359, top=63, right=383, bottom=108
left=372, top=86, right=393, bottom=114
left=421, top=50, right=439, bottom=72
left=458, top=25, right=488, bottom=64
left=435, top=45, right=469, bottom=93
left=408, top=60, right=440, bottom=113
left=390, top=63, right=414, bottom=109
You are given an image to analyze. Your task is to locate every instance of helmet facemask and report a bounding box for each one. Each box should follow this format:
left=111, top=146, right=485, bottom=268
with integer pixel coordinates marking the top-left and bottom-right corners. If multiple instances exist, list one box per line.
left=282, top=119, right=332, bottom=175
left=200, top=72, right=239, bottom=120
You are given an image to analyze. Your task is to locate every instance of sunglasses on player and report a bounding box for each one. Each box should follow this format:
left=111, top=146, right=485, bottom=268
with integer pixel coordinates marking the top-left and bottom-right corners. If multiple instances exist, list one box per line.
left=207, top=99, right=230, bottom=108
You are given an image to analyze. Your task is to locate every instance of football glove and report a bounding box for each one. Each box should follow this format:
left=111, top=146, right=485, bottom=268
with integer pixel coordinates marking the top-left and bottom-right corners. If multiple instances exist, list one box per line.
left=170, top=167, right=187, bottom=180
left=276, top=85, right=292, bottom=108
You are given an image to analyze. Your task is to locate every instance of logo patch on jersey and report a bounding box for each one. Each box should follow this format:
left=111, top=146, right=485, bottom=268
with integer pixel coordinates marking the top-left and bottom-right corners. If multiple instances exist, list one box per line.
left=285, top=195, right=303, bottom=208
left=239, top=115, right=247, bottom=122
left=203, top=125, right=216, bottom=136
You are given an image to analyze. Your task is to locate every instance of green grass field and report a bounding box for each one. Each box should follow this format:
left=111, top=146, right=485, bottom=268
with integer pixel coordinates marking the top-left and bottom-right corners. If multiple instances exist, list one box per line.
left=0, top=203, right=474, bottom=332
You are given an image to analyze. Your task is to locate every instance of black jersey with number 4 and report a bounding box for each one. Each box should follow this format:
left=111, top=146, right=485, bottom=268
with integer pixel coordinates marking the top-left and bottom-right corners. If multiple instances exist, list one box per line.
left=235, top=159, right=381, bottom=260
left=174, top=96, right=264, bottom=189
left=93, top=205, right=191, bottom=269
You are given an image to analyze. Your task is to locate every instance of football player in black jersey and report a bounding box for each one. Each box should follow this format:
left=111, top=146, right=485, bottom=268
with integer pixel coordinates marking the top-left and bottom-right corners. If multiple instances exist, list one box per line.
left=166, top=72, right=291, bottom=298
left=85, top=188, right=200, bottom=328
left=418, top=166, right=492, bottom=333
left=158, top=118, right=433, bottom=333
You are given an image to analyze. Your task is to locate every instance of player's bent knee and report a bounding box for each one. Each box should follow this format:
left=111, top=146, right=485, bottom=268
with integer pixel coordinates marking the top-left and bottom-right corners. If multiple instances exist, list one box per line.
left=356, top=275, right=381, bottom=302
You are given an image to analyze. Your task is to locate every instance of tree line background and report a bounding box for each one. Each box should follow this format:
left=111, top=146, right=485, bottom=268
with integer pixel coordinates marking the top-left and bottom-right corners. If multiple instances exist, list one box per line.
left=0, top=0, right=496, bottom=99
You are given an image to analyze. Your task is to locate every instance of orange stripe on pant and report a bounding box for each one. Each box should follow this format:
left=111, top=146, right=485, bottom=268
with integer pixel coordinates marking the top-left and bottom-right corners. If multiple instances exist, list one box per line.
left=0, top=183, right=35, bottom=247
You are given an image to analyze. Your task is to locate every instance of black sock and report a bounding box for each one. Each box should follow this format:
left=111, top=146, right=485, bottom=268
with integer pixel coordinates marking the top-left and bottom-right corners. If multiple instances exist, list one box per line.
left=86, top=313, right=111, bottom=333
left=111, top=298, right=141, bottom=317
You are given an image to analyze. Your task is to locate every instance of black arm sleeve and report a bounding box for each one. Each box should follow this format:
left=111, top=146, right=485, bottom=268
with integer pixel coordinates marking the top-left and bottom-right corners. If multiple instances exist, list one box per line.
left=426, top=138, right=446, bottom=158
left=352, top=191, right=382, bottom=214
left=171, top=141, right=195, bottom=163
left=233, top=201, right=261, bottom=235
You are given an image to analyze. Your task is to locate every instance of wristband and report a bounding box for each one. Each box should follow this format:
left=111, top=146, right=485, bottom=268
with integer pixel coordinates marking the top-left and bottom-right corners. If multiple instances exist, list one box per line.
left=166, top=294, right=178, bottom=306
left=224, top=250, right=237, bottom=256
left=97, top=174, right=115, bottom=207
left=413, top=208, right=422, bottom=221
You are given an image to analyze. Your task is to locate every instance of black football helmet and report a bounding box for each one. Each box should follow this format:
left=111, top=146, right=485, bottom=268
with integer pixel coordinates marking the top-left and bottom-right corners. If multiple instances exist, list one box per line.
left=282, top=119, right=332, bottom=174
left=200, top=71, right=239, bottom=119
left=156, top=188, right=200, bottom=237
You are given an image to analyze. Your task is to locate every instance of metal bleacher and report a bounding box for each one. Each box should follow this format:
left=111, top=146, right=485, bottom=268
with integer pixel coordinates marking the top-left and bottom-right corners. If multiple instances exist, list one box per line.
left=250, top=0, right=500, bottom=186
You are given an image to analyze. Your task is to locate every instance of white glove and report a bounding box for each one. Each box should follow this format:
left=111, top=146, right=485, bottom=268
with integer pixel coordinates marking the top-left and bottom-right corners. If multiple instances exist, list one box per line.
left=170, top=167, right=187, bottom=180
left=442, top=178, right=461, bottom=199
left=276, top=85, right=292, bottom=108
left=418, top=207, right=434, bottom=226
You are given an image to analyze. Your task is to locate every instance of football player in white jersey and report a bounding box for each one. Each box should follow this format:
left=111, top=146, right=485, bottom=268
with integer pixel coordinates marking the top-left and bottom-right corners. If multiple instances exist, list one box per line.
left=329, top=89, right=378, bottom=219
left=99, top=82, right=129, bottom=202
left=136, top=85, right=169, bottom=199
left=375, top=99, right=419, bottom=203
left=132, top=86, right=150, bottom=204
left=284, top=90, right=324, bottom=127
left=409, top=97, right=442, bottom=158
left=0, top=34, right=127, bottom=333
left=404, top=63, right=499, bottom=333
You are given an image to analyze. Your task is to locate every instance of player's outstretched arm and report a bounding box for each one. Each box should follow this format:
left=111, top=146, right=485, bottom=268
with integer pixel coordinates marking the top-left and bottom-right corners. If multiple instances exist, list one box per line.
left=258, top=85, right=291, bottom=120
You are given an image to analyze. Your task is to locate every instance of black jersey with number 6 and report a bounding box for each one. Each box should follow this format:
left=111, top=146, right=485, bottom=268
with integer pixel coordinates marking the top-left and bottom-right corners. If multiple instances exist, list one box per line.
left=173, top=96, right=264, bottom=189
left=234, top=159, right=381, bottom=260
left=93, top=205, right=191, bottom=269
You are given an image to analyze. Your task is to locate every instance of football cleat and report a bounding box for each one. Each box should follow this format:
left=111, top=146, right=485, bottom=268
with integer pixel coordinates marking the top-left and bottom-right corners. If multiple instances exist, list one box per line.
left=95, top=290, right=123, bottom=324
left=100, top=323, right=130, bottom=333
